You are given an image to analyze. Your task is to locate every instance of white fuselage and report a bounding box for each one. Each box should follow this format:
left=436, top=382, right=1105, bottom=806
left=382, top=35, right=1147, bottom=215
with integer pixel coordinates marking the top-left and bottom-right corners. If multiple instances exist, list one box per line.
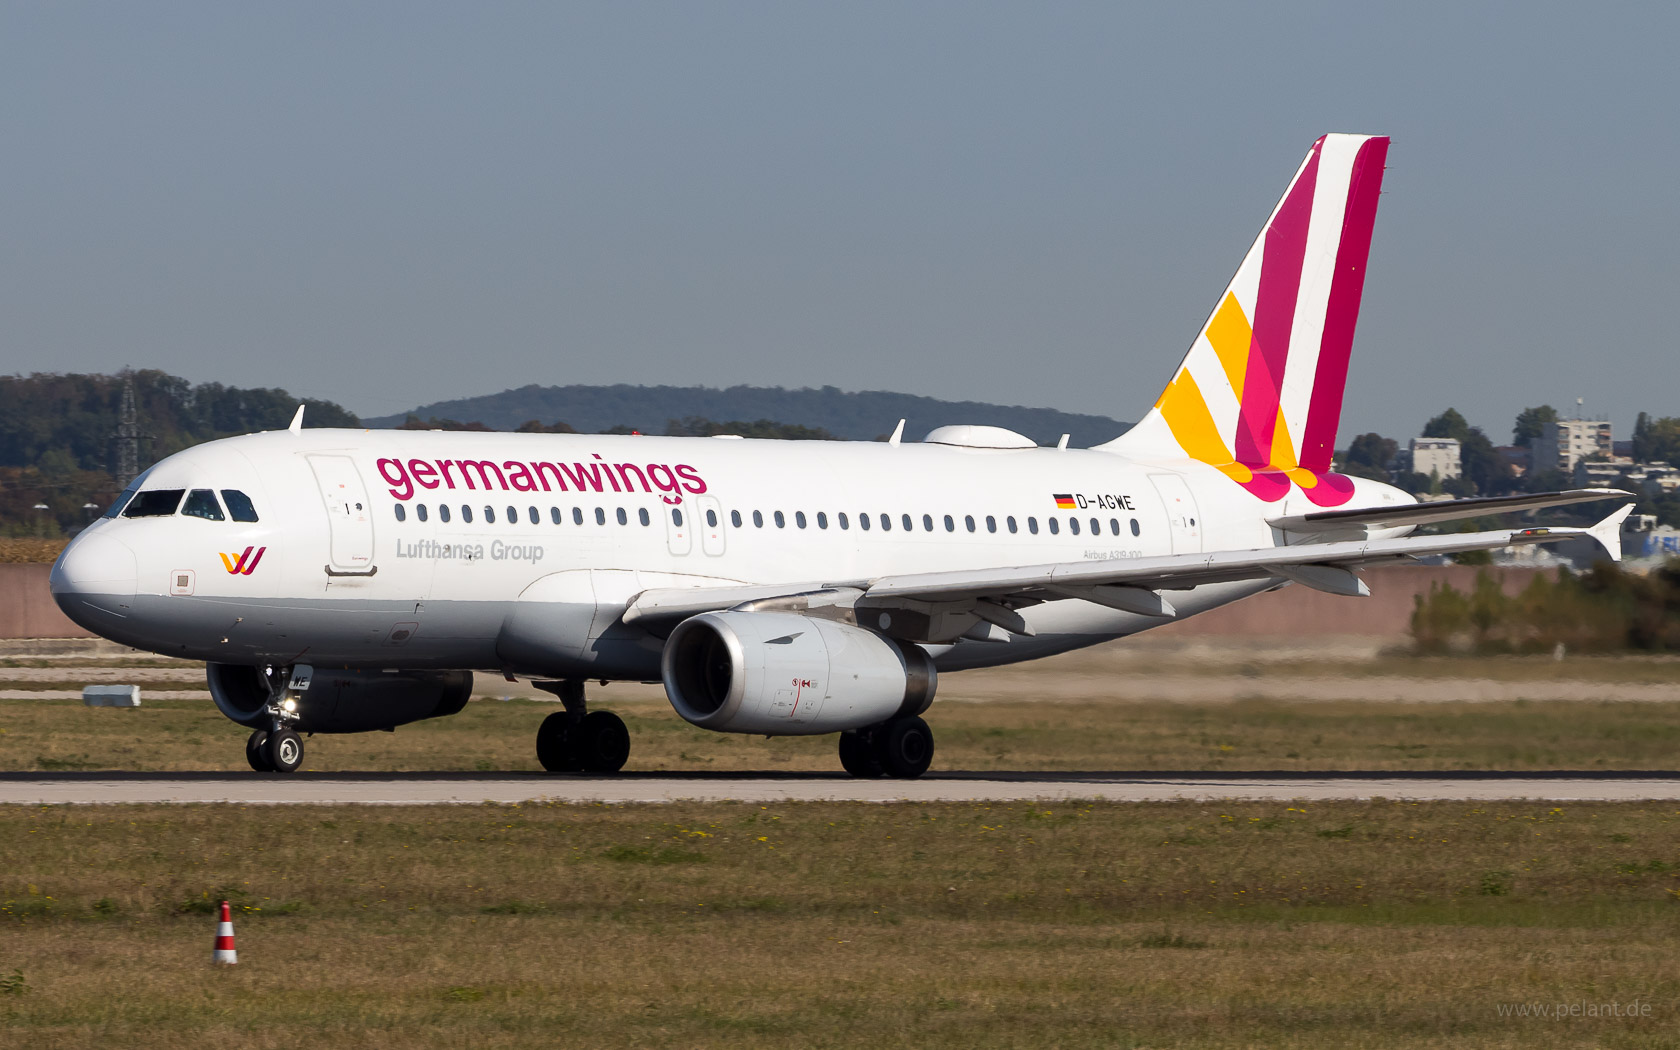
left=50, top=427, right=1412, bottom=679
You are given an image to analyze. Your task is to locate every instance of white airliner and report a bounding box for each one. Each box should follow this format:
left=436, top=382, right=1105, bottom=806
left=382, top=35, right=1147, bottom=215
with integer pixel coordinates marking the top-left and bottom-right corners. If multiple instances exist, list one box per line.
left=51, top=134, right=1630, bottom=777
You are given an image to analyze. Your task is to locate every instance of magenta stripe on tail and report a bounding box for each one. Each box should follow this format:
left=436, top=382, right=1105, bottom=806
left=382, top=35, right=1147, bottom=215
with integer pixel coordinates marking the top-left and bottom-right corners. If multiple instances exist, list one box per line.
left=1234, top=139, right=1322, bottom=466
left=1298, top=137, right=1390, bottom=473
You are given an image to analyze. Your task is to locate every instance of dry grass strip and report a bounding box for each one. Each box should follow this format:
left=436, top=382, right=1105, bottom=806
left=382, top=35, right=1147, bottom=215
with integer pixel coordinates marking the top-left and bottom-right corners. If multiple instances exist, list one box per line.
left=2, top=799, right=1678, bottom=1048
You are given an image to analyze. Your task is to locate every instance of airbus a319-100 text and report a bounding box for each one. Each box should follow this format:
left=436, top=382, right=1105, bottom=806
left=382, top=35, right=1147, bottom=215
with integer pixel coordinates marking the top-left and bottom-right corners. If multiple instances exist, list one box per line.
left=51, top=134, right=1631, bottom=775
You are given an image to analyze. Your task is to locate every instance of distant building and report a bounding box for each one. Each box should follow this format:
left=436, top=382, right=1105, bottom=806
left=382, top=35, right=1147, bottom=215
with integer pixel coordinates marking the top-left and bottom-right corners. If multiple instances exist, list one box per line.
left=1603, top=462, right=1680, bottom=497
left=1496, top=444, right=1530, bottom=476
left=1573, top=457, right=1634, bottom=488
left=1532, top=418, right=1613, bottom=474
left=1407, top=437, right=1461, bottom=480
left=1622, top=513, right=1680, bottom=560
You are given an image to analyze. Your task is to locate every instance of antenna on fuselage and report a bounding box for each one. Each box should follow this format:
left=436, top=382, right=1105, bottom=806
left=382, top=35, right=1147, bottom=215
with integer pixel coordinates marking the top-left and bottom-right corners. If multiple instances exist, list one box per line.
left=287, top=404, right=305, bottom=433
left=888, top=419, right=905, bottom=446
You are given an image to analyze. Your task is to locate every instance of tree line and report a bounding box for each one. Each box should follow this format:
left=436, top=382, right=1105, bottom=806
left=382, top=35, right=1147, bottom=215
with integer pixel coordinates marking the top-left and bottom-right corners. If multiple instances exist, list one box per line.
left=396, top=414, right=839, bottom=440
left=1337, top=403, right=1680, bottom=534
left=0, top=371, right=358, bottom=536
left=1335, top=405, right=1566, bottom=498
left=0, top=370, right=837, bottom=536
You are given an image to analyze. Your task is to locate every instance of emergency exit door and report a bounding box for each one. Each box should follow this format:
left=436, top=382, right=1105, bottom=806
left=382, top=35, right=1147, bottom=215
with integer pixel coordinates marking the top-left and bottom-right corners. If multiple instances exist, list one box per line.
left=1148, top=474, right=1202, bottom=554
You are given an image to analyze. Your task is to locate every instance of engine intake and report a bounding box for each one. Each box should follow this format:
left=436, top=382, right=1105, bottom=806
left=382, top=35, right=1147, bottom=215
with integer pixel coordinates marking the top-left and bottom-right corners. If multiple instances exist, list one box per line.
left=207, top=663, right=473, bottom=733
left=662, top=611, right=935, bottom=735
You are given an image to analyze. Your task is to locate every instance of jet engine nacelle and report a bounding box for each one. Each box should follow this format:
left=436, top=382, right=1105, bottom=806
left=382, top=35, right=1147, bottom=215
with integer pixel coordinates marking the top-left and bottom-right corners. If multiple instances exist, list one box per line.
left=662, top=611, right=936, bottom=735
left=207, top=663, right=473, bottom=734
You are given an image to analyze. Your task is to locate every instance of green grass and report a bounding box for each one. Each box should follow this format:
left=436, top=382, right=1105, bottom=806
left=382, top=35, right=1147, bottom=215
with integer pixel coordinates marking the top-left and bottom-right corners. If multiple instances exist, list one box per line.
left=3, top=800, right=1680, bottom=1048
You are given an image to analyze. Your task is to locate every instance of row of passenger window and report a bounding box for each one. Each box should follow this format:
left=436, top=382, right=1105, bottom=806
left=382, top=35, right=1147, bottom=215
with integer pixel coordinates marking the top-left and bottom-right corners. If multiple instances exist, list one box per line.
left=395, top=502, right=1144, bottom=539
left=728, top=509, right=1142, bottom=538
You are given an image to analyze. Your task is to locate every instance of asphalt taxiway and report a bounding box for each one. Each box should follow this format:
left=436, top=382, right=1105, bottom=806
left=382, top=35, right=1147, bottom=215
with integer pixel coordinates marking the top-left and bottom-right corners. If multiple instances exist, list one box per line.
left=4, top=771, right=1680, bottom=805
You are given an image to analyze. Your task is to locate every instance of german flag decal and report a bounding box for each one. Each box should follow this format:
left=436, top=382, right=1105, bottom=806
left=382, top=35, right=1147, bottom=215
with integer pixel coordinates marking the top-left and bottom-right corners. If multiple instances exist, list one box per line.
left=1053, top=494, right=1076, bottom=510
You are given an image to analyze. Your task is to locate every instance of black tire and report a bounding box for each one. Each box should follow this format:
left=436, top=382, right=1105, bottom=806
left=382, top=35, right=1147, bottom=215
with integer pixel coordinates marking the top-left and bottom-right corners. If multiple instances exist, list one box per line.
left=576, top=710, right=630, bottom=773
left=263, top=728, right=304, bottom=773
left=536, top=711, right=579, bottom=772
left=876, top=716, right=934, bottom=779
left=245, top=730, right=274, bottom=773
left=838, top=731, right=884, bottom=777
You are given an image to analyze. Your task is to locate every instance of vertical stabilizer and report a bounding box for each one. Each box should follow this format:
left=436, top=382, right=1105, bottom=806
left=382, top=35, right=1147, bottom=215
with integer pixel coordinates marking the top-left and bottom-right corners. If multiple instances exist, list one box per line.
left=1103, top=134, right=1389, bottom=507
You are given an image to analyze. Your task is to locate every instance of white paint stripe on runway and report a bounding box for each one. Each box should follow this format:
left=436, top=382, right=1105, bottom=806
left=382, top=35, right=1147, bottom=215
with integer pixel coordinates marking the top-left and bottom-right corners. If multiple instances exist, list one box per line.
left=5, top=775, right=1680, bottom=805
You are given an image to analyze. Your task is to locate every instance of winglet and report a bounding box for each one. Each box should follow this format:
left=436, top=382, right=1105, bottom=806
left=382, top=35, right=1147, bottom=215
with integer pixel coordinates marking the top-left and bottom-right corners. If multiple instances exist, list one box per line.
left=1588, top=504, right=1634, bottom=563
left=287, top=404, right=306, bottom=433
left=888, top=419, right=905, bottom=446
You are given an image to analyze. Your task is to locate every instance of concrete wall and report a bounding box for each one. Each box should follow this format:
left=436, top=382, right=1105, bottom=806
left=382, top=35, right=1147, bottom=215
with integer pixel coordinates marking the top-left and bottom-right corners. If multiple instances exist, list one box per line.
left=0, top=560, right=1545, bottom=642
left=0, top=564, right=93, bottom=639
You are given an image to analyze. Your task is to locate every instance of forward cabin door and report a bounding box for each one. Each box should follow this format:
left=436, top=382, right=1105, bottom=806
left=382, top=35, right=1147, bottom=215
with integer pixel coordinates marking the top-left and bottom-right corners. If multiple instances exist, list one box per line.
left=309, top=455, right=377, bottom=574
left=1148, top=474, right=1202, bottom=554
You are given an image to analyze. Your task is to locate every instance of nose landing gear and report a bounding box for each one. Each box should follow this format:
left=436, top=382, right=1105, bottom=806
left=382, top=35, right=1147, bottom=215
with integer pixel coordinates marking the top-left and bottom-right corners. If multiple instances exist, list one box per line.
left=245, top=727, right=304, bottom=773
left=533, top=679, right=630, bottom=773
left=245, top=664, right=310, bottom=773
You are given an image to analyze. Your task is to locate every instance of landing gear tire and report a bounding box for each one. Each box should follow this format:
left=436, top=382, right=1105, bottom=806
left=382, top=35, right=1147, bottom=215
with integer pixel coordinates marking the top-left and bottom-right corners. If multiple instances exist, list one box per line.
left=536, top=712, right=580, bottom=773
left=838, top=731, right=884, bottom=778
left=262, top=728, right=304, bottom=773
left=875, top=716, right=934, bottom=779
left=245, top=729, right=274, bottom=773
left=575, top=711, right=630, bottom=773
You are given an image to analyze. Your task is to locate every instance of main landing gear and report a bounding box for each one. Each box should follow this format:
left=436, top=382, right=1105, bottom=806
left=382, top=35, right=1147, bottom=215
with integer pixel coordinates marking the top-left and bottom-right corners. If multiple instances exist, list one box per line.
left=838, top=715, right=934, bottom=779
left=533, top=679, right=630, bottom=774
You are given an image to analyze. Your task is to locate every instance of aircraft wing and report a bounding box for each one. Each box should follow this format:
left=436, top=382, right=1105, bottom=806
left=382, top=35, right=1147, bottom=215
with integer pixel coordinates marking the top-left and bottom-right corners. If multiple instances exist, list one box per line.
left=622, top=504, right=1634, bottom=638
left=1265, top=488, right=1630, bottom=537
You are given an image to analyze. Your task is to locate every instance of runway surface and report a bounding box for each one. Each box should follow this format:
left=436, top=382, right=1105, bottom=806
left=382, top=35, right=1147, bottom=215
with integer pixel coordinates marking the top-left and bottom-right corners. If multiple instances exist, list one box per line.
left=6, top=771, right=1680, bottom=804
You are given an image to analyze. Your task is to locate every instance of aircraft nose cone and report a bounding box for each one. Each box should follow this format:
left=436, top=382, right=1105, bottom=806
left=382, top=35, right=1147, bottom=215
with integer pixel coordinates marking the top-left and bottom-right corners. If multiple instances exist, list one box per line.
left=51, top=531, right=138, bottom=603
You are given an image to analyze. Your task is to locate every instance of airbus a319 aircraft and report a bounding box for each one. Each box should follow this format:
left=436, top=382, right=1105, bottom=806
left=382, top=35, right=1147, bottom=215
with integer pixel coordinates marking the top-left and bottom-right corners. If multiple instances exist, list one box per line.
left=52, top=134, right=1630, bottom=777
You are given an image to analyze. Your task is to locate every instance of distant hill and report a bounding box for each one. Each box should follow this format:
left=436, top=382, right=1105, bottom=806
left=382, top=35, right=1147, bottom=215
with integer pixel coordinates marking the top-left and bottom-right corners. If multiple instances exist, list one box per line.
left=367, top=384, right=1131, bottom=447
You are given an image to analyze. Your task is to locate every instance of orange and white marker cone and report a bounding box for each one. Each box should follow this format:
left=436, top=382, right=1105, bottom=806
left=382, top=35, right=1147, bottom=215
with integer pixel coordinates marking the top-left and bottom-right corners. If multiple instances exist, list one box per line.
left=213, top=900, right=238, bottom=965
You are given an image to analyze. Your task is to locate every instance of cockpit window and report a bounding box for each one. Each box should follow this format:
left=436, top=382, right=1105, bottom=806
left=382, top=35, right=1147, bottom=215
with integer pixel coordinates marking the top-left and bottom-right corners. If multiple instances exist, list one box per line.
left=104, top=471, right=152, bottom=518
left=182, top=489, right=225, bottom=521
left=123, top=489, right=186, bottom=518
left=105, top=486, right=138, bottom=518
left=220, top=490, right=259, bottom=522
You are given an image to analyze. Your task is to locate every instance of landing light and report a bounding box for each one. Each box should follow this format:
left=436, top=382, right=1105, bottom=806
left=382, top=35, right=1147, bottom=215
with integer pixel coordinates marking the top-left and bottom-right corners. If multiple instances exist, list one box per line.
left=282, top=698, right=298, bottom=713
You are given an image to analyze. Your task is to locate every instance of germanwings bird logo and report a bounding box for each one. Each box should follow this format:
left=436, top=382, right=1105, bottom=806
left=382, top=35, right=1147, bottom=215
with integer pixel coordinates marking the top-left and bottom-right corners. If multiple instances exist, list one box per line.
left=220, top=546, right=267, bottom=576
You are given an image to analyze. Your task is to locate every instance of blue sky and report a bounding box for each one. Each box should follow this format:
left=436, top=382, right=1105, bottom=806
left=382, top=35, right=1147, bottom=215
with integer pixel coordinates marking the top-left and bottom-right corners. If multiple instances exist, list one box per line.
left=2, top=2, right=1674, bottom=444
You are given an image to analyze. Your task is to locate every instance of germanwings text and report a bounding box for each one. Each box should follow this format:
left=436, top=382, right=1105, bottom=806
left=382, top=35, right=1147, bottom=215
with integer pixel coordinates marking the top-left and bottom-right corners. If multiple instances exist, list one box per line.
left=376, top=455, right=707, bottom=504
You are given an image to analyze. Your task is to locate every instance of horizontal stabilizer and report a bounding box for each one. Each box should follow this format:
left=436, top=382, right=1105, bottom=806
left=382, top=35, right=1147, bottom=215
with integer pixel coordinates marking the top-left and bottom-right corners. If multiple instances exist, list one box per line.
left=1267, top=488, right=1631, bottom=536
